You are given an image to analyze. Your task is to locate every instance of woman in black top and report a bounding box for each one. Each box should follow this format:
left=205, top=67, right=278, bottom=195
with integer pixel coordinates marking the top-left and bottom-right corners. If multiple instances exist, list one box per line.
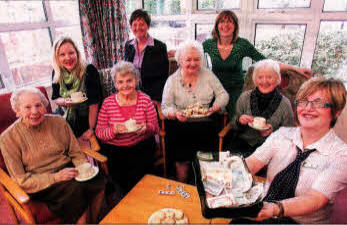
left=124, top=9, right=169, bottom=101
left=51, top=36, right=102, bottom=139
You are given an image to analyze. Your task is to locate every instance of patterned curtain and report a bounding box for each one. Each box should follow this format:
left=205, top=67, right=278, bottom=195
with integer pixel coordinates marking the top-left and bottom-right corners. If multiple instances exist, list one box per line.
left=79, top=0, right=129, bottom=70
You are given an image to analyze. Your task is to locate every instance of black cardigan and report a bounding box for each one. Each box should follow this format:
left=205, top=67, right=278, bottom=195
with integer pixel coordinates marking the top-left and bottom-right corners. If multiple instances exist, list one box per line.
left=124, top=38, right=169, bottom=101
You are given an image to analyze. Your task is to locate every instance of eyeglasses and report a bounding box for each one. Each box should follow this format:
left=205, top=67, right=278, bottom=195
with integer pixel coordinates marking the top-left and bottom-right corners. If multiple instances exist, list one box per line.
left=294, top=100, right=332, bottom=109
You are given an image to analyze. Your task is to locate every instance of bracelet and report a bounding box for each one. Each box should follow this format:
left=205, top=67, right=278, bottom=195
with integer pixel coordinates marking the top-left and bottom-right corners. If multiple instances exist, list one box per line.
left=269, top=201, right=284, bottom=219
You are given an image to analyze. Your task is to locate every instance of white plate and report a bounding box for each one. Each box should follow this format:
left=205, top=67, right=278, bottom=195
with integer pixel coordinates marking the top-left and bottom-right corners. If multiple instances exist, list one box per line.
left=75, top=166, right=99, bottom=182
left=248, top=122, right=269, bottom=131
left=148, top=208, right=188, bottom=224
left=182, top=112, right=212, bottom=118
left=65, top=97, right=88, bottom=105
left=120, top=124, right=142, bottom=134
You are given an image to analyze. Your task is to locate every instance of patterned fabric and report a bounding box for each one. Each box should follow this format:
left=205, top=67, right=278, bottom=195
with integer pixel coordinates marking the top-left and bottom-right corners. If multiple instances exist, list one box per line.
left=203, top=38, right=265, bottom=119
left=79, top=0, right=128, bottom=69
left=95, top=91, right=159, bottom=147
left=98, top=68, right=116, bottom=98
left=264, top=146, right=316, bottom=201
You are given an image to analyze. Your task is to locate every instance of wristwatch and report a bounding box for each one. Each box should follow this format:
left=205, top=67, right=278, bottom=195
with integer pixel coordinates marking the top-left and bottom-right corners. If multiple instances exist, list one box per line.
left=269, top=200, right=284, bottom=219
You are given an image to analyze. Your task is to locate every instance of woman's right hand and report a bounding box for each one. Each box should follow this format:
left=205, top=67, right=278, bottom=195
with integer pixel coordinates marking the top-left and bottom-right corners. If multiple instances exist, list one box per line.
left=239, top=114, right=254, bottom=125
left=54, top=168, right=78, bottom=182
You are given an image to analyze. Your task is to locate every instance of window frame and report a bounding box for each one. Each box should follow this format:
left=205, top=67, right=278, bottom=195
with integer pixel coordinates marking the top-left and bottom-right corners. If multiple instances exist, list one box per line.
left=0, top=1, right=81, bottom=94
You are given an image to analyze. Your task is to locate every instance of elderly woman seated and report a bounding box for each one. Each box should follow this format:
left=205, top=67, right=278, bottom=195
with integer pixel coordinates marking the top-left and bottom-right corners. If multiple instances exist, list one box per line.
left=95, top=61, right=159, bottom=194
left=227, top=59, right=294, bottom=157
left=0, top=87, right=105, bottom=224
left=161, top=40, right=229, bottom=183
left=234, top=77, right=347, bottom=223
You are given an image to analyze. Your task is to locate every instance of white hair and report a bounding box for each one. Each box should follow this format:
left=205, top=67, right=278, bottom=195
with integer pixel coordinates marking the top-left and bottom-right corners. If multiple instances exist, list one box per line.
left=175, top=40, right=204, bottom=68
left=252, top=59, right=281, bottom=86
left=111, top=61, right=141, bottom=90
left=10, top=87, right=49, bottom=113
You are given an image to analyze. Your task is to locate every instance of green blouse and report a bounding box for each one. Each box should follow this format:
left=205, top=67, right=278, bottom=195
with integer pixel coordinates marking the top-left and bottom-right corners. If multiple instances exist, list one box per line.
left=203, top=37, right=265, bottom=118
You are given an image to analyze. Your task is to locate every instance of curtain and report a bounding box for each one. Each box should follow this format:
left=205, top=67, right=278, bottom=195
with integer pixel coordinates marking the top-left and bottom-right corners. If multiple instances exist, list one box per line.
left=79, top=0, right=128, bottom=70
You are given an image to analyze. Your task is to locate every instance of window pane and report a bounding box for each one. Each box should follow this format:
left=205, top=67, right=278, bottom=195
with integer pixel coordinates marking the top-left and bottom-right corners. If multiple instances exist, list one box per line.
left=258, top=0, right=310, bottom=9
left=50, top=0, right=80, bottom=24
left=312, top=21, right=347, bottom=81
left=255, top=24, right=306, bottom=66
left=198, top=0, right=240, bottom=10
left=196, top=24, right=214, bottom=43
left=323, top=0, right=347, bottom=12
left=144, top=0, right=184, bottom=15
left=55, top=26, right=85, bottom=59
left=0, top=29, right=52, bottom=87
left=149, top=21, right=187, bottom=50
left=125, top=0, right=137, bottom=21
left=0, top=1, right=45, bottom=23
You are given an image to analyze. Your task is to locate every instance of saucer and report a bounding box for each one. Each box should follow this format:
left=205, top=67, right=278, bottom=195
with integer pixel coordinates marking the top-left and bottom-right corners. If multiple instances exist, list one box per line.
left=75, top=166, right=99, bottom=182
left=248, top=122, right=269, bottom=131
left=65, top=97, right=88, bottom=105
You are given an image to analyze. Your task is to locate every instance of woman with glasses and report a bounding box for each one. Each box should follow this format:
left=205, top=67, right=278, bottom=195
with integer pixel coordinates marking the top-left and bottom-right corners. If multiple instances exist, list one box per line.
left=227, top=59, right=294, bottom=157
left=237, top=77, right=347, bottom=223
left=203, top=10, right=312, bottom=120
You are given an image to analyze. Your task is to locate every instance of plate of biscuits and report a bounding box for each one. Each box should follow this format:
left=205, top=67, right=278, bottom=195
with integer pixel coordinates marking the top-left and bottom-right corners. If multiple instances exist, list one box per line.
left=148, top=208, right=188, bottom=224
left=182, top=103, right=211, bottom=118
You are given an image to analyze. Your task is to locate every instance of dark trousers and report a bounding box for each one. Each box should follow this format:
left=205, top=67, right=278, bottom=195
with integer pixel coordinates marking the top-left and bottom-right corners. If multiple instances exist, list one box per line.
left=100, top=137, right=156, bottom=194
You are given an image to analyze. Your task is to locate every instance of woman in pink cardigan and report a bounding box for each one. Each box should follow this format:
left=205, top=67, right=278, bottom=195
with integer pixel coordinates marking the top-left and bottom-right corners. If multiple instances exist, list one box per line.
left=95, top=61, right=159, bottom=193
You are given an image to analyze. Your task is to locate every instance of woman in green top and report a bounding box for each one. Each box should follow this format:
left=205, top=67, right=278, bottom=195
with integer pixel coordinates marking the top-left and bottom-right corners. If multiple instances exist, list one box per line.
left=203, top=10, right=312, bottom=120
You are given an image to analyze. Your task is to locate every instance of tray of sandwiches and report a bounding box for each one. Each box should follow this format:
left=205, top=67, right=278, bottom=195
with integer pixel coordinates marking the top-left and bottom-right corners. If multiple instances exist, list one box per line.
left=193, top=151, right=264, bottom=219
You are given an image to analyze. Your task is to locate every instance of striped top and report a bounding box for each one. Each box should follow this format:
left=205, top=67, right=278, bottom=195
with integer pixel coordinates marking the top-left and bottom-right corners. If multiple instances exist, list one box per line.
left=95, top=91, right=159, bottom=147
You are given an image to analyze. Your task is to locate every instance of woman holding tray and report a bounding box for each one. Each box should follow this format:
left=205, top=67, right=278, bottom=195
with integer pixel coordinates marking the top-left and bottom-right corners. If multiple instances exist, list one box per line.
left=242, top=77, right=347, bottom=223
left=161, top=40, right=229, bottom=183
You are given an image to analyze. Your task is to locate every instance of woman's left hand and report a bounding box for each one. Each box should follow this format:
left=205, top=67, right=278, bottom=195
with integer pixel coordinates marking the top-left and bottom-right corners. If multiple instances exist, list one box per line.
left=260, top=124, right=273, bottom=137
left=208, top=104, right=221, bottom=114
left=254, top=202, right=278, bottom=221
left=81, top=129, right=94, bottom=141
left=136, top=123, right=146, bottom=135
left=297, top=67, right=313, bottom=79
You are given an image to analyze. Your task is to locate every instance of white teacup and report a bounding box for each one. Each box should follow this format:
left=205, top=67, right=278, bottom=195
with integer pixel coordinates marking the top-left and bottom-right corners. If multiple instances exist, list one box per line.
left=77, top=162, right=94, bottom=179
left=70, top=92, right=86, bottom=101
left=253, top=117, right=266, bottom=128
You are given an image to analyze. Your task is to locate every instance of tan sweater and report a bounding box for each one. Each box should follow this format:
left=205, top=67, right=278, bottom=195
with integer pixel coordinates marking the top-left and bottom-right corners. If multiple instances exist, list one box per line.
left=0, top=115, right=87, bottom=193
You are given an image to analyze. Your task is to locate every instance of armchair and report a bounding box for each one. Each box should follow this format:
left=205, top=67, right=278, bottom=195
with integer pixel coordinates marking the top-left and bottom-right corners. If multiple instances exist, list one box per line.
left=0, top=86, right=107, bottom=224
left=218, top=67, right=308, bottom=152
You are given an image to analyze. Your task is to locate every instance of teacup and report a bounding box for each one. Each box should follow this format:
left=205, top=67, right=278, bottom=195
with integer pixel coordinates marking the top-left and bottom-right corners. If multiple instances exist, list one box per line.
left=252, top=117, right=266, bottom=128
left=77, top=162, right=94, bottom=179
left=70, top=92, right=86, bottom=101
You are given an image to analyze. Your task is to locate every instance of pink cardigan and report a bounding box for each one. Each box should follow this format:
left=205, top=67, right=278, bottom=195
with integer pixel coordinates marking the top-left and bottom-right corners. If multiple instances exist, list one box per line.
left=95, top=91, right=159, bottom=147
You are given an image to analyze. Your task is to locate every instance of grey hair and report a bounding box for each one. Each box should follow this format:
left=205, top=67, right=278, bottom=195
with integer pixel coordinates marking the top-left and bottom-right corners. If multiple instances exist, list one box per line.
left=175, top=40, right=204, bottom=68
left=10, top=87, right=49, bottom=113
left=252, top=59, right=281, bottom=86
left=111, top=61, right=141, bottom=89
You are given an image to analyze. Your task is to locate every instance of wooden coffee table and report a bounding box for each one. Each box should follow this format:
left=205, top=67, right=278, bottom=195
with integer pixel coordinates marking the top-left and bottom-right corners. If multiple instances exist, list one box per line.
left=99, top=174, right=212, bottom=224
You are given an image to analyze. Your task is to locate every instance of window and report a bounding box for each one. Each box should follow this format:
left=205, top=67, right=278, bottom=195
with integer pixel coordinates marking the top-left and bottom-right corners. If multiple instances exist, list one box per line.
left=312, top=21, right=347, bottom=81
left=323, top=0, right=347, bottom=12
left=195, top=24, right=214, bottom=42
left=255, top=24, right=306, bottom=66
left=150, top=21, right=187, bottom=49
left=258, top=0, right=310, bottom=9
left=0, top=0, right=82, bottom=93
left=197, top=0, right=240, bottom=10
left=144, top=0, right=184, bottom=15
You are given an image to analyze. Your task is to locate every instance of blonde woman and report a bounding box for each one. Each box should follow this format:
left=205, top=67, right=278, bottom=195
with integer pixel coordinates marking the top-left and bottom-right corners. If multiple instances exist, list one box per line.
left=51, top=36, right=102, bottom=140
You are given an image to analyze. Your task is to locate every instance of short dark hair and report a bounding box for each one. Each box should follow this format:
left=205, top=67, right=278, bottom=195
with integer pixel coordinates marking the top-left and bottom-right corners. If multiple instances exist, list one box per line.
left=212, top=10, right=239, bottom=44
left=129, top=9, right=151, bottom=27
